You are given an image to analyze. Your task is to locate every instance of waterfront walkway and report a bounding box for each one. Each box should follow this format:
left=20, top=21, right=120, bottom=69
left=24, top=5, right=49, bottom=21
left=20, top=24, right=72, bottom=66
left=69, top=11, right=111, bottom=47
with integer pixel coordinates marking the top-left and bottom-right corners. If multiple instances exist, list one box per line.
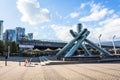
left=0, top=59, right=120, bottom=80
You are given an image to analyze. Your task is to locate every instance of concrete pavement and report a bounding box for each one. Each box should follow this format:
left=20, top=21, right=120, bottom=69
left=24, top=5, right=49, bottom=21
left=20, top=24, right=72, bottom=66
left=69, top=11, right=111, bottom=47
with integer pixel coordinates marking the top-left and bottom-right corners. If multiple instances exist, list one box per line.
left=0, top=61, right=120, bottom=80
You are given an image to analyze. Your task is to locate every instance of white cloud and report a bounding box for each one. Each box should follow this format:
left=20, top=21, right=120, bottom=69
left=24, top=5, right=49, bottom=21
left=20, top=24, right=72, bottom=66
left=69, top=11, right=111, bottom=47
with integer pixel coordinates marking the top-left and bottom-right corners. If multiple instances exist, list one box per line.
left=70, top=12, right=79, bottom=18
left=88, top=16, right=120, bottom=42
left=99, top=14, right=119, bottom=26
left=51, top=17, right=120, bottom=42
left=50, top=1, right=120, bottom=42
left=79, top=2, right=112, bottom=22
left=80, top=3, right=87, bottom=9
left=17, top=0, right=50, bottom=25
left=51, top=24, right=77, bottom=41
left=77, top=1, right=120, bottom=42
left=55, top=12, right=62, bottom=19
left=79, top=9, right=108, bottom=22
left=90, top=2, right=102, bottom=13
left=33, top=31, right=39, bottom=38
left=79, top=8, right=108, bottom=22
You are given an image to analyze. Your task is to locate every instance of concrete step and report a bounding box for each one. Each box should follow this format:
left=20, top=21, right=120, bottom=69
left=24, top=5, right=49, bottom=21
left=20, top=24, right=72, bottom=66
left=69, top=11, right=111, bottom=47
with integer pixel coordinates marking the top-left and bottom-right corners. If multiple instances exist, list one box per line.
left=46, top=61, right=80, bottom=65
left=39, top=56, right=51, bottom=66
left=98, top=58, right=120, bottom=62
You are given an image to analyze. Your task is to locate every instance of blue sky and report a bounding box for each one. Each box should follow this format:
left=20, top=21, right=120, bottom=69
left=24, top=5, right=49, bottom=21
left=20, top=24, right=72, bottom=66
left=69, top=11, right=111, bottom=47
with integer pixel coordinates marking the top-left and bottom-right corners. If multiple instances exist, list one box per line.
left=0, top=0, right=120, bottom=42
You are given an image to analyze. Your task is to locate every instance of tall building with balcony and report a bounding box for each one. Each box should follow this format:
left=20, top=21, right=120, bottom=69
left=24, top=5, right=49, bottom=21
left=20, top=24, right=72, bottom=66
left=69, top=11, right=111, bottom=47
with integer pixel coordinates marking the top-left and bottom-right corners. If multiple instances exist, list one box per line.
left=16, top=27, right=25, bottom=42
left=5, top=29, right=16, bottom=42
left=27, top=33, right=33, bottom=40
left=0, top=20, right=3, bottom=40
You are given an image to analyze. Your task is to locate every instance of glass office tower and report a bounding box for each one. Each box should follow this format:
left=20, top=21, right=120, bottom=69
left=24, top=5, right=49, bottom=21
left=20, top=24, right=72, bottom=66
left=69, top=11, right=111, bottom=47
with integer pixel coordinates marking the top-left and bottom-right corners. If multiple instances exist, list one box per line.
left=5, top=29, right=16, bottom=42
left=27, top=33, right=33, bottom=40
left=16, top=27, right=25, bottom=41
left=0, top=20, right=3, bottom=40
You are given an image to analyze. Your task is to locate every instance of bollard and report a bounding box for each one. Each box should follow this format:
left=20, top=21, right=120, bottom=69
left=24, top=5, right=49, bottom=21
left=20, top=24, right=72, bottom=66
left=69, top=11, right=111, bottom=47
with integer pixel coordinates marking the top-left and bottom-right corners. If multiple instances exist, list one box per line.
left=5, top=59, right=7, bottom=66
left=19, top=61, right=21, bottom=66
left=5, top=56, right=8, bottom=66
left=63, top=58, right=65, bottom=61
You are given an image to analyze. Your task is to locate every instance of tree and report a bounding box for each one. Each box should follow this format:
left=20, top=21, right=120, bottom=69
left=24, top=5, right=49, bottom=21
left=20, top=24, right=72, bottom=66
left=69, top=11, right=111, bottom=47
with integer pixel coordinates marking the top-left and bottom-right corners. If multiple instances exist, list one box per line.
left=0, top=40, right=5, bottom=55
left=4, top=41, right=18, bottom=56
left=11, top=41, right=18, bottom=53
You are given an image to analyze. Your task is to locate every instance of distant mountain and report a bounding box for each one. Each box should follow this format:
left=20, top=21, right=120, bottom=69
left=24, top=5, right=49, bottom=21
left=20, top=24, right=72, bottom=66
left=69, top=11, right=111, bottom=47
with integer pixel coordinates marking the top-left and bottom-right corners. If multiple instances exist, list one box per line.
left=101, top=41, right=120, bottom=47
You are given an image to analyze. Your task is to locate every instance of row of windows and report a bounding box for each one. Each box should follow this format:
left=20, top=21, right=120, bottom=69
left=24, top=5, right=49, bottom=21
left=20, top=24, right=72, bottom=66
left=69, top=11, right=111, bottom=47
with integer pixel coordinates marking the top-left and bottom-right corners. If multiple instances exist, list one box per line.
left=19, top=40, right=66, bottom=47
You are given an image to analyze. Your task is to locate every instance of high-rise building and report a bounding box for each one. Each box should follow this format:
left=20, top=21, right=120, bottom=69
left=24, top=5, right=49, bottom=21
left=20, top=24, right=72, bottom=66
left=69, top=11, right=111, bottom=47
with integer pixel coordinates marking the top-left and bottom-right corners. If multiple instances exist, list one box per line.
left=27, top=33, right=33, bottom=40
left=5, top=29, right=16, bottom=42
left=0, top=20, right=3, bottom=40
left=3, top=32, right=6, bottom=43
left=16, top=27, right=25, bottom=41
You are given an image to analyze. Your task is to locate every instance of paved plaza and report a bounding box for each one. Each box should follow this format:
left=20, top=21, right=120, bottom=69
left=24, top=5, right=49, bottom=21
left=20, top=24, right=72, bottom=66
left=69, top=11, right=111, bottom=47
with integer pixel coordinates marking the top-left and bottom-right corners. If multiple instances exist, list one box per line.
left=0, top=59, right=120, bottom=80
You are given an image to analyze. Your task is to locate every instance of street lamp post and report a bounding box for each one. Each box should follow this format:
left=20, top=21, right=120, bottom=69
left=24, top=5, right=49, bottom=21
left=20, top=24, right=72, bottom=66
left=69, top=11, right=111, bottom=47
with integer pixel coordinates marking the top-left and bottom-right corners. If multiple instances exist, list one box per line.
left=98, top=34, right=102, bottom=55
left=8, top=45, right=10, bottom=58
left=112, top=35, right=117, bottom=55
left=98, top=34, right=102, bottom=48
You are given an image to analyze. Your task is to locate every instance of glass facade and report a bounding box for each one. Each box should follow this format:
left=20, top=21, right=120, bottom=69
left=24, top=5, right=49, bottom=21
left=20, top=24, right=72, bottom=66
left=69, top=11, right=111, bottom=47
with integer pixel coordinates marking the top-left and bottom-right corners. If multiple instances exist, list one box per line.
left=28, top=33, right=33, bottom=40
left=5, top=29, right=16, bottom=42
left=16, top=27, right=25, bottom=41
left=3, top=32, right=6, bottom=43
left=0, top=20, right=3, bottom=40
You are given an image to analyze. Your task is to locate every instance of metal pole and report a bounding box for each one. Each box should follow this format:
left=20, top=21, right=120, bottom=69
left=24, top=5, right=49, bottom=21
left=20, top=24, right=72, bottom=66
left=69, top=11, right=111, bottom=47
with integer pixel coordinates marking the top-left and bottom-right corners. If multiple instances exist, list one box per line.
left=112, top=35, right=117, bottom=55
left=8, top=46, right=10, bottom=58
left=19, top=51, right=21, bottom=66
left=98, top=34, right=102, bottom=55
left=5, top=59, right=7, bottom=66
left=5, top=55, right=7, bottom=66
left=5, top=52, right=8, bottom=66
left=98, top=34, right=102, bottom=48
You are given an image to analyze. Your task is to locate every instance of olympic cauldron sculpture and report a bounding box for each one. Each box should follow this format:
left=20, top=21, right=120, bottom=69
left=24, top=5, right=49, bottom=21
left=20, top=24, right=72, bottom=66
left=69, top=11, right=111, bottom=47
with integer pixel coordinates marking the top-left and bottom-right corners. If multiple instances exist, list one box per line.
left=56, top=23, right=113, bottom=58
